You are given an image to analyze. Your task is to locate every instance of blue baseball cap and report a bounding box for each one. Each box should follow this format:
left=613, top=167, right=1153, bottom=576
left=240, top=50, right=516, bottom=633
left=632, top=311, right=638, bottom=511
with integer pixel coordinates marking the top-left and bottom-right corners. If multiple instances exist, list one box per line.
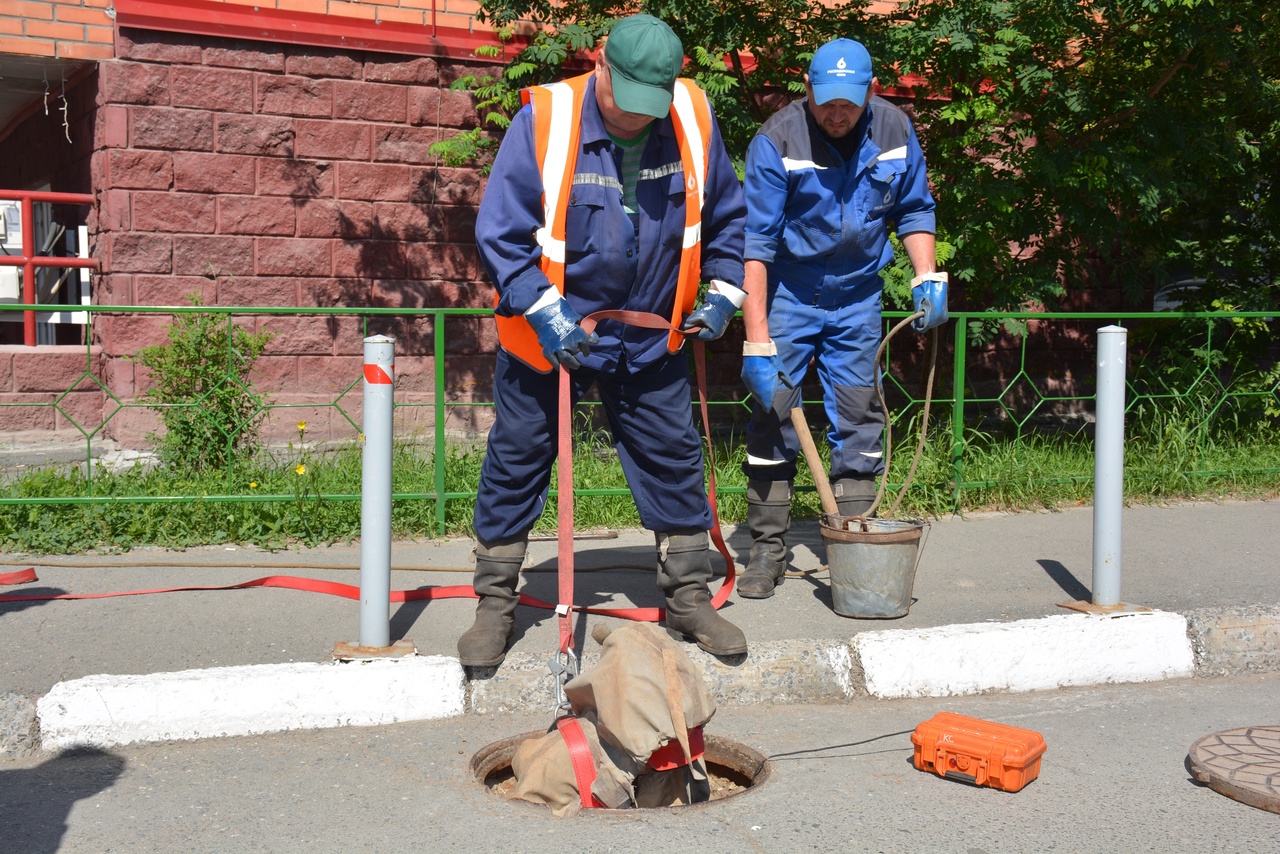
left=808, top=38, right=873, bottom=106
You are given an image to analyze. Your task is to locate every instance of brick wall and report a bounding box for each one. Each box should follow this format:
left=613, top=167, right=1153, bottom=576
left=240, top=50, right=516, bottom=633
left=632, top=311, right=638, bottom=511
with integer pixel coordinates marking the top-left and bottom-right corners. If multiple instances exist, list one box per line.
left=90, top=27, right=500, bottom=447
left=0, top=0, right=114, bottom=60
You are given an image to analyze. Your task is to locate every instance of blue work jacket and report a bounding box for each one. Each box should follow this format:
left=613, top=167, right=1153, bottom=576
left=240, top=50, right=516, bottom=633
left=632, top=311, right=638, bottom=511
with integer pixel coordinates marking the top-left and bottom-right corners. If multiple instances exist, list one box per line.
left=475, top=74, right=747, bottom=371
left=744, top=96, right=936, bottom=309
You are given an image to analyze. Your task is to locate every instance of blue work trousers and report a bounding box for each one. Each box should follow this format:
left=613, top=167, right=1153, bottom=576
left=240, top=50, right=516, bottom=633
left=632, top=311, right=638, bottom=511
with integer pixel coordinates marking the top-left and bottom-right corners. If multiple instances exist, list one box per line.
left=473, top=349, right=713, bottom=543
left=743, top=284, right=885, bottom=484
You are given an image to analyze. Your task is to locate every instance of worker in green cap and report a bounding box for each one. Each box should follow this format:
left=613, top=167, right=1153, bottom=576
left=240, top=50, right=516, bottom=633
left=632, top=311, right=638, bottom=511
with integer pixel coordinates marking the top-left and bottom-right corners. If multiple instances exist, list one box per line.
left=462, top=15, right=750, bottom=667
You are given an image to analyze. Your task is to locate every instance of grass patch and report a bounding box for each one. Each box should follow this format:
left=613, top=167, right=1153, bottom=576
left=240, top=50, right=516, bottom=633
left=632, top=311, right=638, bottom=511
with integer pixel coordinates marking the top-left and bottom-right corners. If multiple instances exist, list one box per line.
left=0, top=418, right=1276, bottom=554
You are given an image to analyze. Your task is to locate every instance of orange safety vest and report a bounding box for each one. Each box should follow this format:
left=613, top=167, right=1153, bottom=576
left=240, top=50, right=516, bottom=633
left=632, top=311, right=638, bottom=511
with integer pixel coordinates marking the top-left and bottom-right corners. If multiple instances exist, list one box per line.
left=494, top=72, right=715, bottom=373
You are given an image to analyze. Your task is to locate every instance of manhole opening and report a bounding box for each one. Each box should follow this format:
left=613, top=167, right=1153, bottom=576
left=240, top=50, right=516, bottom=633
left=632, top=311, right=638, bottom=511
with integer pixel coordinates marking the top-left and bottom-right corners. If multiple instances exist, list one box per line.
left=471, top=731, right=772, bottom=811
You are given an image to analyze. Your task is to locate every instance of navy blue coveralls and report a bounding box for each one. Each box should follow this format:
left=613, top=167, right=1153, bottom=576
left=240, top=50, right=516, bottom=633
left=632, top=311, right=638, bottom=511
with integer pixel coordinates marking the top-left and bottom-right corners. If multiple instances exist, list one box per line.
left=472, top=74, right=747, bottom=543
left=742, top=96, right=936, bottom=484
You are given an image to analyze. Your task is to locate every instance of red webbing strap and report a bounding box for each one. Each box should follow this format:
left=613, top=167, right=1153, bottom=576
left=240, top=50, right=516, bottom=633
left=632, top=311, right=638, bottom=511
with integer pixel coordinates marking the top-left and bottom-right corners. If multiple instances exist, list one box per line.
left=648, top=726, right=705, bottom=772
left=0, top=568, right=37, bottom=585
left=557, top=364, right=575, bottom=656
left=577, top=309, right=737, bottom=616
left=555, top=716, right=606, bottom=810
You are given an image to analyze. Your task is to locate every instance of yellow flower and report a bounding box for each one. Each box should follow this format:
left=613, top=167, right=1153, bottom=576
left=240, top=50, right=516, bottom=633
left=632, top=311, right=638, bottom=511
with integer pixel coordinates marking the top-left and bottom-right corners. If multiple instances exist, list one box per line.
left=297, top=421, right=307, bottom=433
left=250, top=482, right=258, bottom=489
left=295, top=464, right=306, bottom=476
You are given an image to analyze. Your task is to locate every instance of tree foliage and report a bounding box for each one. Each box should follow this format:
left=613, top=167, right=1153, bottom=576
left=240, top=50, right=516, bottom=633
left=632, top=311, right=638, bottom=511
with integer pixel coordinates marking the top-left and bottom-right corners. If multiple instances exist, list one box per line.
left=434, top=0, right=1280, bottom=312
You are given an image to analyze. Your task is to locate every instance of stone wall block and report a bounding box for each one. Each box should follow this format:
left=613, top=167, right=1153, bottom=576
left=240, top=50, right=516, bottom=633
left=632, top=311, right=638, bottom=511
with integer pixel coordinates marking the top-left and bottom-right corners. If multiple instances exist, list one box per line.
left=258, top=315, right=341, bottom=356
left=0, top=352, right=12, bottom=392
left=98, top=60, right=171, bottom=106
left=107, top=232, right=172, bottom=274
left=437, top=89, right=480, bottom=130
left=0, top=394, right=57, bottom=432
left=333, top=81, right=408, bottom=123
left=256, top=76, right=334, bottom=118
left=170, top=66, right=255, bottom=113
left=203, top=43, right=286, bottom=73
left=98, top=188, right=132, bottom=231
left=438, top=205, right=478, bottom=243
left=334, top=240, right=406, bottom=280
left=251, top=355, right=300, bottom=392
left=115, top=29, right=204, bottom=64
left=131, top=106, right=215, bottom=152
left=295, top=356, right=365, bottom=393
left=133, top=275, right=218, bottom=307
left=96, top=314, right=172, bottom=358
left=104, top=149, right=173, bottom=189
left=432, top=167, right=484, bottom=206
left=371, top=202, right=437, bottom=241
left=256, top=159, right=334, bottom=199
left=298, top=278, right=371, bottom=308
left=215, top=276, right=299, bottom=308
left=373, top=126, right=439, bottom=165
left=406, top=243, right=485, bottom=284
left=132, top=191, right=217, bottom=234
left=55, top=390, right=108, bottom=433
left=363, top=56, right=439, bottom=86
left=297, top=199, right=374, bottom=239
left=255, top=238, right=332, bottom=277
left=294, top=120, right=371, bottom=161
left=337, top=162, right=413, bottom=202
left=286, top=49, right=362, bottom=80
left=172, top=235, right=255, bottom=279
left=217, top=196, right=298, bottom=236
left=173, top=152, right=256, bottom=194
left=95, top=104, right=130, bottom=149
left=11, top=348, right=101, bottom=393
left=215, top=115, right=296, bottom=157
left=102, top=404, right=162, bottom=448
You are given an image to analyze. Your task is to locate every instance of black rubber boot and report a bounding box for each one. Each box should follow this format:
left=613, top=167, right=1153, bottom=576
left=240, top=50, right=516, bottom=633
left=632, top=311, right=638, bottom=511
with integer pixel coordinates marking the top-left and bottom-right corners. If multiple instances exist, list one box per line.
left=657, top=529, right=748, bottom=656
left=457, top=535, right=527, bottom=667
left=737, top=479, right=792, bottom=599
left=833, top=476, right=877, bottom=518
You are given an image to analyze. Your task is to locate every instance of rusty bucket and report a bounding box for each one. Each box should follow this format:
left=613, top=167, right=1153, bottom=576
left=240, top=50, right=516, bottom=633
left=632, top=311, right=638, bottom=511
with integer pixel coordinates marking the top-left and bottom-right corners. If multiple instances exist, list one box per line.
left=821, top=515, right=928, bottom=619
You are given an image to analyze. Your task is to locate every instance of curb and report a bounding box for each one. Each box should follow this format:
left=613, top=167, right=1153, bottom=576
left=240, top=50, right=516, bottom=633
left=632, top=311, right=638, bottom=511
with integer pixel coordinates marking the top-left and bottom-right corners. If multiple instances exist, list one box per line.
left=12, top=605, right=1280, bottom=755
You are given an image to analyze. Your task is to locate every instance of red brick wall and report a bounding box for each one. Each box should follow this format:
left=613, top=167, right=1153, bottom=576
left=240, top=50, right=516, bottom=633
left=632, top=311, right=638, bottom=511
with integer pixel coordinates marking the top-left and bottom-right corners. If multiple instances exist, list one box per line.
left=0, top=0, right=114, bottom=61
left=90, top=27, right=499, bottom=447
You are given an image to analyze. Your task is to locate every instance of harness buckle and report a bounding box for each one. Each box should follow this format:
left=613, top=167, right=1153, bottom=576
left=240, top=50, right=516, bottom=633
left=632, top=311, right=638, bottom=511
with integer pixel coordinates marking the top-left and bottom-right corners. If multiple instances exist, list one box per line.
left=548, top=649, right=580, bottom=714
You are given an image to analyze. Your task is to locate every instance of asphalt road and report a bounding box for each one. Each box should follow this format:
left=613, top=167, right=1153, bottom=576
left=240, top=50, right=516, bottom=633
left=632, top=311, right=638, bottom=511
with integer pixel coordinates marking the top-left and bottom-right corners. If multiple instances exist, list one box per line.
left=4, top=672, right=1278, bottom=854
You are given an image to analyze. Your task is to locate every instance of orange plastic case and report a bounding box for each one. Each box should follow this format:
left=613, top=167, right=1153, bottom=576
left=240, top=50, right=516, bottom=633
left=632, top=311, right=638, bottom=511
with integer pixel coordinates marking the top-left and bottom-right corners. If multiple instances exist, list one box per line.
left=911, top=712, right=1047, bottom=792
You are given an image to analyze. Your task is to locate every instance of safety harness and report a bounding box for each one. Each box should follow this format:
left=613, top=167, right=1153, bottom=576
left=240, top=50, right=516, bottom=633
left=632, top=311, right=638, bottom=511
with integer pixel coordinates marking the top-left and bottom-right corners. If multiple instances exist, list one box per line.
left=493, top=72, right=715, bottom=372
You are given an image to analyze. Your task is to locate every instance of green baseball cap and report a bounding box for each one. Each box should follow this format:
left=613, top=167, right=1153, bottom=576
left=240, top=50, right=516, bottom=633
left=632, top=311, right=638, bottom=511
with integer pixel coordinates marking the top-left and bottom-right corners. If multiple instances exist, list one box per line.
left=603, top=15, right=684, bottom=119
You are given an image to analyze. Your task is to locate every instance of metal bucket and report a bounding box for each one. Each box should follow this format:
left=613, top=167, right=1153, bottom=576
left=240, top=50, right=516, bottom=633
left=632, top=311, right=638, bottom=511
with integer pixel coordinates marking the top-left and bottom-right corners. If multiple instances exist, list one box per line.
left=820, top=516, right=928, bottom=619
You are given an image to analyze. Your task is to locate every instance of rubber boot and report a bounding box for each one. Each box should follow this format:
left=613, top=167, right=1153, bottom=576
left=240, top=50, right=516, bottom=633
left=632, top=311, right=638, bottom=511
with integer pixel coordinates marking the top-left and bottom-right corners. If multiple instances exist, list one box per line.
left=737, top=479, right=792, bottom=599
left=456, top=535, right=527, bottom=667
left=657, top=529, right=748, bottom=656
left=833, top=476, right=877, bottom=518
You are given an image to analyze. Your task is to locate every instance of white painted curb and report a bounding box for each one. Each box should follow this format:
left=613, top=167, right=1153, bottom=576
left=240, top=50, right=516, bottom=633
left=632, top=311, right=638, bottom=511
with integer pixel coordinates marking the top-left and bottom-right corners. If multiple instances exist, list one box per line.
left=36, top=655, right=465, bottom=751
left=853, top=611, right=1194, bottom=699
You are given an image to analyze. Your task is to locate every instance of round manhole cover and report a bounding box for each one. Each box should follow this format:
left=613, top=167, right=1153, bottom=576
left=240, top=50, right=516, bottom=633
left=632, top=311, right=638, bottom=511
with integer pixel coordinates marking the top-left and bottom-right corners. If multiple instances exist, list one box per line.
left=1188, top=725, right=1280, bottom=814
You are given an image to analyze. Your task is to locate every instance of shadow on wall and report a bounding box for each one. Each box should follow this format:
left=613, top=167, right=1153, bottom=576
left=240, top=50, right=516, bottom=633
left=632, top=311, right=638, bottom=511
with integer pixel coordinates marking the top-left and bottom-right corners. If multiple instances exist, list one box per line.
left=0, top=747, right=126, bottom=854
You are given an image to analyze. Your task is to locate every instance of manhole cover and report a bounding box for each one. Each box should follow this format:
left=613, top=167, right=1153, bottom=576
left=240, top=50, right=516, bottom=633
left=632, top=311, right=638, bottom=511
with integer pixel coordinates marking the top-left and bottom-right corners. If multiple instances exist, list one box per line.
left=1188, top=725, right=1280, bottom=814
left=471, top=731, right=771, bottom=812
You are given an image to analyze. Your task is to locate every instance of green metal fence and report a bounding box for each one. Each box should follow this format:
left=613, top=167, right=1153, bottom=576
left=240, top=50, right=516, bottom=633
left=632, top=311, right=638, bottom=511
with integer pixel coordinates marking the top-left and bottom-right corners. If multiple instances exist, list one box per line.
left=1, top=303, right=1276, bottom=534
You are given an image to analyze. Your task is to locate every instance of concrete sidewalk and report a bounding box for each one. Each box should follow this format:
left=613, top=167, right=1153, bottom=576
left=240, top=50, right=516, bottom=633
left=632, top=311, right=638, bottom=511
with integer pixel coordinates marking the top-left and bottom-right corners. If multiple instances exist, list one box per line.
left=3, top=500, right=1278, bottom=755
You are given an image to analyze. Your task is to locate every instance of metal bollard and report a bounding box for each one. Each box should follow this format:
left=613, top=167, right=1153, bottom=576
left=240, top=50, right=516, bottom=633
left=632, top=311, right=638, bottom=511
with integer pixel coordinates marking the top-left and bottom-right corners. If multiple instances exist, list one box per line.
left=358, top=335, right=395, bottom=648
left=1092, top=326, right=1127, bottom=607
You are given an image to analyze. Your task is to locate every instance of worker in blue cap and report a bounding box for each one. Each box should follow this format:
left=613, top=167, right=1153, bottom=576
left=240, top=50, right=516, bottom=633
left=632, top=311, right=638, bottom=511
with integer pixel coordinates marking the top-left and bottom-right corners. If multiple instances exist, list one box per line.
left=736, top=38, right=948, bottom=599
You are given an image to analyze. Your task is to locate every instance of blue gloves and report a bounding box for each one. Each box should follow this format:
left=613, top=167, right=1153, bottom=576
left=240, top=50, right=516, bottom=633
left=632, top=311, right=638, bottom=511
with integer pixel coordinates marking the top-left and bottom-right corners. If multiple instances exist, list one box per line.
left=910, top=272, right=949, bottom=332
left=680, top=282, right=744, bottom=341
left=741, top=341, right=793, bottom=405
left=525, top=294, right=599, bottom=370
